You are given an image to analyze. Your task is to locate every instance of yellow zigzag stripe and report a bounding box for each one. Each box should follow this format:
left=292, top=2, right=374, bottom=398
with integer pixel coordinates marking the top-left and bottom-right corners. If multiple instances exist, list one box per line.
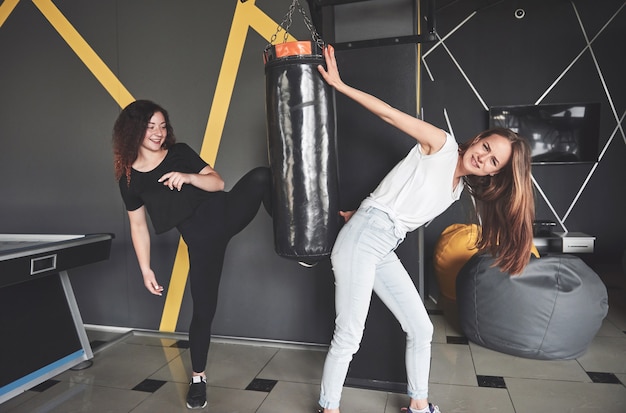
left=159, top=0, right=295, bottom=332
left=31, top=0, right=134, bottom=108
left=0, top=0, right=20, bottom=27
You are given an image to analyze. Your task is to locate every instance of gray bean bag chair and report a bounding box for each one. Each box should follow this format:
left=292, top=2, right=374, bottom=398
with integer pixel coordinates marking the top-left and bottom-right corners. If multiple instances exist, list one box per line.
left=456, top=253, right=608, bottom=359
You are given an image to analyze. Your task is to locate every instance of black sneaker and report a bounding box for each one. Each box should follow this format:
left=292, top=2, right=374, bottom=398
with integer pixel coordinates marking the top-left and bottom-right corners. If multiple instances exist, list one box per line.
left=186, top=375, right=207, bottom=409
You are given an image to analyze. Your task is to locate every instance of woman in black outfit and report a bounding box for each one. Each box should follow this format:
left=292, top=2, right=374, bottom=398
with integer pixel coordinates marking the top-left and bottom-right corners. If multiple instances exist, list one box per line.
left=113, top=100, right=271, bottom=409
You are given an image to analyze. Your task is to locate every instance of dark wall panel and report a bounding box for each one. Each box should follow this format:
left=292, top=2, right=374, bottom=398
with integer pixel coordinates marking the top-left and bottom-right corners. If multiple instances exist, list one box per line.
left=421, top=0, right=626, bottom=283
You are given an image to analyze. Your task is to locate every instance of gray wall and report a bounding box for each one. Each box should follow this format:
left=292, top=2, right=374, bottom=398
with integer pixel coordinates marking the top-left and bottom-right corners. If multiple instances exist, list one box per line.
left=0, top=0, right=421, bottom=346
left=0, top=0, right=337, bottom=343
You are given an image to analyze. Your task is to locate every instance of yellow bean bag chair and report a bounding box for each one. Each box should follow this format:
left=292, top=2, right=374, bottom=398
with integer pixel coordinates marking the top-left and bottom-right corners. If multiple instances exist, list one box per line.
left=434, top=224, right=481, bottom=302
left=434, top=224, right=540, bottom=300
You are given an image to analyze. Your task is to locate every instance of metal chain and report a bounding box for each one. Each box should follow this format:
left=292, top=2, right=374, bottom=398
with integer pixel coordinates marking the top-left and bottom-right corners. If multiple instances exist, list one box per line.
left=266, top=0, right=324, bottom=51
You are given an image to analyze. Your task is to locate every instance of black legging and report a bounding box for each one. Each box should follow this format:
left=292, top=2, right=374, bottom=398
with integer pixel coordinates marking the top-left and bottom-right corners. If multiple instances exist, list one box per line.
left=177, top=166, right=271, bottom=373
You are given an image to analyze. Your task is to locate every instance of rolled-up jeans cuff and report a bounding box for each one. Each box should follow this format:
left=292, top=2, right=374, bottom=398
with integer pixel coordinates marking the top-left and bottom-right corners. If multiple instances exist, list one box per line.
left=407, top=390, right=429, bottom=401
left=318, top=397, right=339, bottom=410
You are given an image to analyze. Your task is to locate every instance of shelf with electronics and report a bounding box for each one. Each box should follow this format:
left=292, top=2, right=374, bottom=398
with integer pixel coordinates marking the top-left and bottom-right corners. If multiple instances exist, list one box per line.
left=490, top=102, right=602, bottom=257
left=533, top=220, right=595, bottom=255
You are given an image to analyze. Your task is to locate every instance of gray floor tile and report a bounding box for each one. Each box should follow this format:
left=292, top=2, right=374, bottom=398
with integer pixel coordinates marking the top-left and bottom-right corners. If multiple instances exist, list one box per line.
left=576, top=336, right=626, bottom=373
left=258, top=347, right=327, bottom=384
left=149, top=351, right=190, bottom=384
left=469, top=342, right=591, bottom=382
left=129, top=381, right=201, bottom=413
left=440, top=315, right=464, bottom=338
left=130, top=381, right=267, bottom=413
left=0, top=380, right=148, bottom=413
left=55, top=342, right=185, bottom=389
left=596, top=317, right=626, bottom=337
left=205, top=385, right=269, bottom=413
left=151, top=341, right=279, bottom=388
left=334, top=385, right=388, bottom=413
left=256, top=381, right=321, bottom=413
left=430, top=343, right=477, bottom=386
left=430, top=314, right=449, bottom=344
left=205, top=342, right=279, bottom=388
left=506, top=377, right=626, bottom=413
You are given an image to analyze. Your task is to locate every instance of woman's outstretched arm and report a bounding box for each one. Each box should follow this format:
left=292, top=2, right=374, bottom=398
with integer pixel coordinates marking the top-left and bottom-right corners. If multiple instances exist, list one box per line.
left=317, top=45, right=446, bottom=155
left=128, top=206, right=164, bottom=296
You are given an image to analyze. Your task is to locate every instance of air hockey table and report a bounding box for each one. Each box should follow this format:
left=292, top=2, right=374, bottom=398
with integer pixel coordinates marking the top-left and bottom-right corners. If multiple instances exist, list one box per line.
left=0, top=233, right=113, bottom=404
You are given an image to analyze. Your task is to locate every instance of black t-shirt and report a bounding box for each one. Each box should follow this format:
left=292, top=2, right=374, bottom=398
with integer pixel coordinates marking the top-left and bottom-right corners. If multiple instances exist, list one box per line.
left=119, top=143, right=216, bottom=234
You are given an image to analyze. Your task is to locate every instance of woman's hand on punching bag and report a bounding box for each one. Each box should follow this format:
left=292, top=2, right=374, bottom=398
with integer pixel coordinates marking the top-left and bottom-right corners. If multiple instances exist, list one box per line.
left=339, top=210, right=355, bottom=223
left=318, top=45, right=345, bottom=91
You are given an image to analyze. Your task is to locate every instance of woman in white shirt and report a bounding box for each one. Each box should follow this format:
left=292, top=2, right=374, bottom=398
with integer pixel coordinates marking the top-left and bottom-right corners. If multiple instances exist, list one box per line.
left=316, top=45, right=535, bottom=413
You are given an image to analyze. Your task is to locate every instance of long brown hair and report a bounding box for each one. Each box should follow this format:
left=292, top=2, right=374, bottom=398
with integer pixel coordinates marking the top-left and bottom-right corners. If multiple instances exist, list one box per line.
left=112, top=100, right=176, bottom=185
left=460, top=128, right=535, bottom=275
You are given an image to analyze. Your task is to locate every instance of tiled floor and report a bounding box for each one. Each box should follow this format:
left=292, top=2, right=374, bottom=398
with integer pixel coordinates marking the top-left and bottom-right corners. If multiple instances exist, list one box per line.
left=1, top=268, right=625, bottom=413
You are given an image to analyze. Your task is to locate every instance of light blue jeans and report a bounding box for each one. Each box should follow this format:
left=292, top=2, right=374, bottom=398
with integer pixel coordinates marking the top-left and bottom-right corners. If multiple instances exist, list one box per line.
left=319, top=206, right=434, bottom=409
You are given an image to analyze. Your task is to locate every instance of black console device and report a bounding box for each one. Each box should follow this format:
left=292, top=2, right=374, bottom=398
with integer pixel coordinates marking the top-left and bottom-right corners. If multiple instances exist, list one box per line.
left=533, top=220, right=557, bottom=236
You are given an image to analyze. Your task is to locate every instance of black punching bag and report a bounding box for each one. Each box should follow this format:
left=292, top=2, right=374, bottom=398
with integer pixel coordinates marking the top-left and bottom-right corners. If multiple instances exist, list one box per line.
left=264, top=41, right=341, bottom=262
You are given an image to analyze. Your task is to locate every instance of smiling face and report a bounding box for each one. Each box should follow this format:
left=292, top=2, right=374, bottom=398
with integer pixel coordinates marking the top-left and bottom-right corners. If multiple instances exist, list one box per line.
left=141, top=111, right=167, bottom=152
left=461, top=133, right=513, bottom=177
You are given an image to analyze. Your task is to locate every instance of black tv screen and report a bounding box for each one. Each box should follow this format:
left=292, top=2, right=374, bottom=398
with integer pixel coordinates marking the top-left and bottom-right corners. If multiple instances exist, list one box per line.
left=488, top=102, right=601, bottom=164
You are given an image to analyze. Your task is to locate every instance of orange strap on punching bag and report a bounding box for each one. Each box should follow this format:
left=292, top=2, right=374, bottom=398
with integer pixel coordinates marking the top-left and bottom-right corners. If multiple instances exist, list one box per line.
left=264, top=1, right=341, bottom=263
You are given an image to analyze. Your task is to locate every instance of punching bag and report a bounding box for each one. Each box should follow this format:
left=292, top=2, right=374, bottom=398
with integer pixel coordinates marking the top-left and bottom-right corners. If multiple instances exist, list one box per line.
left=264, top=40, right=341, bottom=262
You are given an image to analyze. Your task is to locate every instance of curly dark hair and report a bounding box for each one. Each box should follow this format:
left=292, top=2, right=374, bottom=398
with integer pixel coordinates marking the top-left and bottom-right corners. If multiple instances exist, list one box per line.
left=459, top=127, right=535, bottom=275
left=112, top=100, right=177, bottom=185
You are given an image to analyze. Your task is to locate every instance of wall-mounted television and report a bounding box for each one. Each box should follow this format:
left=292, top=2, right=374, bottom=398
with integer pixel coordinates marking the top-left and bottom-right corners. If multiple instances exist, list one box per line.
left=488, top=102, right=601, bottom=164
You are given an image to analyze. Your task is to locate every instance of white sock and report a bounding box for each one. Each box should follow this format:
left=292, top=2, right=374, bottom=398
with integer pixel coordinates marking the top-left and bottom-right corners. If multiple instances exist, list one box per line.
left=408, top=406, right=430, bottom=413
left=191, top=375, right=206, bottom=384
